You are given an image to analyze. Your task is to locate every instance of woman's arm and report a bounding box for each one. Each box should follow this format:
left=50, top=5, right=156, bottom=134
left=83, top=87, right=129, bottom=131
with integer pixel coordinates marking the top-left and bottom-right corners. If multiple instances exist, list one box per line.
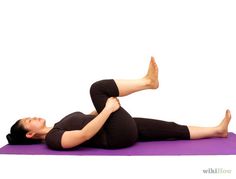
left=61, top=97, right=120, bottom=149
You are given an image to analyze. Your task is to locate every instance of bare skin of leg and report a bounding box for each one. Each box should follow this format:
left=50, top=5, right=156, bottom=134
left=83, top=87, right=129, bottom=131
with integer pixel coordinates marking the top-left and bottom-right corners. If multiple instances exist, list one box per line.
left=115, top=56, right=159, bottom=97
left=114, top=56, right=232, bottom=140
left=89, top=57, right=158, bottom=116
left=188, top=109, right=231, bottom=139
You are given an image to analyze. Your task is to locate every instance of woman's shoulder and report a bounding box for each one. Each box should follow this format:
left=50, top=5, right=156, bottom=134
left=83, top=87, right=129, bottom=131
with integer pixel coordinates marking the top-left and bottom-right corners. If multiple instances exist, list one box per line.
left=45, top=111, right=88, bottom=150
left=45, top=128, right=64, bottom=150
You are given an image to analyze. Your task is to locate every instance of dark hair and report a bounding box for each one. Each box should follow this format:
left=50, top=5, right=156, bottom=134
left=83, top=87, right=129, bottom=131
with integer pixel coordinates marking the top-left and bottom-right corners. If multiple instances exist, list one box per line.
left=6, top=120, right=42, bottom=145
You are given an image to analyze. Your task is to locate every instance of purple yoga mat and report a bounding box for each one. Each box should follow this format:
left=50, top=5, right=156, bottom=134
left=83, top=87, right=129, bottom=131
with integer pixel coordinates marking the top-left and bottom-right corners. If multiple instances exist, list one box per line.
left=1, top=132, right=236, bottom=156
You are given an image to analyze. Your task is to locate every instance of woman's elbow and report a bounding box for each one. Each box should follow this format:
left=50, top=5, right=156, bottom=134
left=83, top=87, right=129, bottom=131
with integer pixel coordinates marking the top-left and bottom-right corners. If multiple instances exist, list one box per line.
left=61, top=131, right=89, bottom=149
left=82, top=131, right=93, bottom=141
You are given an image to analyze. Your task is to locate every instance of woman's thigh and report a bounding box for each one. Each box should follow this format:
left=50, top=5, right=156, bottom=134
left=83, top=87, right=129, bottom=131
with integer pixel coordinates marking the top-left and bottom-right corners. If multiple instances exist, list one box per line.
left=103, top=107, right=138, bottom=148
left=84, top=108, right=138, bottom=149
left=89, top=79, right=138, bottom=148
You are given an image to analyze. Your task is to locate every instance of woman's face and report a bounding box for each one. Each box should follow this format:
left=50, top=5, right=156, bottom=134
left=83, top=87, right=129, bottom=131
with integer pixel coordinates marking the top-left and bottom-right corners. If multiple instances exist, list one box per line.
left=20, top=117, right=46, bottom=132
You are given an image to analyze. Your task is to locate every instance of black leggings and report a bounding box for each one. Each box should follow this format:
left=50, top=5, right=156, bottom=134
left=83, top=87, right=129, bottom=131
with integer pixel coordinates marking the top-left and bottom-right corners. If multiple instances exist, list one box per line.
left=84, top=79, right=190, bottom=149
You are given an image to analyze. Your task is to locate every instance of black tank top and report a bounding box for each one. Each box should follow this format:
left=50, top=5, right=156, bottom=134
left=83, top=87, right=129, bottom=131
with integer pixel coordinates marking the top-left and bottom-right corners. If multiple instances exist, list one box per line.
left=45, top=112, right=95, bottom=150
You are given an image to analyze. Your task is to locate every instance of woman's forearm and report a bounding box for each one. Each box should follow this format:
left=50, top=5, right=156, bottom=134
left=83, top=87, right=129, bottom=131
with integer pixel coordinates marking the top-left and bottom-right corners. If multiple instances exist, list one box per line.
left=61, top=107, right=113, bottom=149
left=82, top=107, right=112, bottom=140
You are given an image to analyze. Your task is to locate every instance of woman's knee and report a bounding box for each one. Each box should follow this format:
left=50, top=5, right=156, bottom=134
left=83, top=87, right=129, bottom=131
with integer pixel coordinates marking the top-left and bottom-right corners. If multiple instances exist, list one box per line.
left=90, top=79, right=119, bottom=98
left=90, top=81, right=101, bottom=96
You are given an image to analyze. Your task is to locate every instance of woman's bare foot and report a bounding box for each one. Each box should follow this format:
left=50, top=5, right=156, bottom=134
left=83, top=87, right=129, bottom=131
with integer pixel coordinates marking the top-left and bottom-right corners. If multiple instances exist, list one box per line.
left=144, top=56, right=159, bottom=89
left=216, top=109, right=231, bottom=138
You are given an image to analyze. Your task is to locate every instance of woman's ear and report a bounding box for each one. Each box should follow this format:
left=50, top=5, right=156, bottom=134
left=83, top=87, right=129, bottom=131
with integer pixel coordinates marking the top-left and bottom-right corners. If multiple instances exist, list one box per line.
left=26, top=132, right=36, bottom=139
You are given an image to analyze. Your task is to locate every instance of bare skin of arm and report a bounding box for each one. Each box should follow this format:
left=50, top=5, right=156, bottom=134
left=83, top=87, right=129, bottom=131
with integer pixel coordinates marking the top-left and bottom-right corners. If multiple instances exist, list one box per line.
left=61, top=97, right=120, bottom=149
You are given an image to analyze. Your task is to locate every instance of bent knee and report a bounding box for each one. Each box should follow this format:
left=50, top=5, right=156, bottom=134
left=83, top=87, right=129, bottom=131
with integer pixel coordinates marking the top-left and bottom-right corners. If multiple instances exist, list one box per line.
left=90, top=80, right=110, bottom=96
left=90, top=81, right=99, bottom=94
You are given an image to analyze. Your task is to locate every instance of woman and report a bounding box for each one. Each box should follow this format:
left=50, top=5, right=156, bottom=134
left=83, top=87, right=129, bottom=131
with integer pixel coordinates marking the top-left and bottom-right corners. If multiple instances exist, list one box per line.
left=6, top=57, right=232, bottom=150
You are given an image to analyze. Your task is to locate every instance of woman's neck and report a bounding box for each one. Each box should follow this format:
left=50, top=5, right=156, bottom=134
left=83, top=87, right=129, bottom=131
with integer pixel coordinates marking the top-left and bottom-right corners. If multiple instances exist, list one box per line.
left=34, top=126, right=53, bottom=140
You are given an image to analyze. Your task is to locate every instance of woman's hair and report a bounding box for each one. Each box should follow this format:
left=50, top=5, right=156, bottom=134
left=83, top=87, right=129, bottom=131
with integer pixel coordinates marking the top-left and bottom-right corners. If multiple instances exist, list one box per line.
left=6, top=120, right=42, bottom=145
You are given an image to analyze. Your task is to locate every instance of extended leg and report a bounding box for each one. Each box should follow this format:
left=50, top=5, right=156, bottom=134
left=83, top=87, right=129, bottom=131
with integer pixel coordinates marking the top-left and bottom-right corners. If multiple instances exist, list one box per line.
left=115, top=56, right=159, bottom=96
left=188, top=110, right=231, bottom=139
left=134, top=117, right=191, bottom=141
left=134, top=110, right=231, bottom=141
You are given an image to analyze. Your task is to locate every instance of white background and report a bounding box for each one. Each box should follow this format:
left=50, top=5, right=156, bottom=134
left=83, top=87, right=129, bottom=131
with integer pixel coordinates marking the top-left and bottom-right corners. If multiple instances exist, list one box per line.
left=0, top=0, right=235, bottom=178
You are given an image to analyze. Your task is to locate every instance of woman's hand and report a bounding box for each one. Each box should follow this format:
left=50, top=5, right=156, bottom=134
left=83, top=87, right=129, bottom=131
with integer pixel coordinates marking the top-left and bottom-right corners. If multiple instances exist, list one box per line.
left=105, top=97, right=120, bottom=113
